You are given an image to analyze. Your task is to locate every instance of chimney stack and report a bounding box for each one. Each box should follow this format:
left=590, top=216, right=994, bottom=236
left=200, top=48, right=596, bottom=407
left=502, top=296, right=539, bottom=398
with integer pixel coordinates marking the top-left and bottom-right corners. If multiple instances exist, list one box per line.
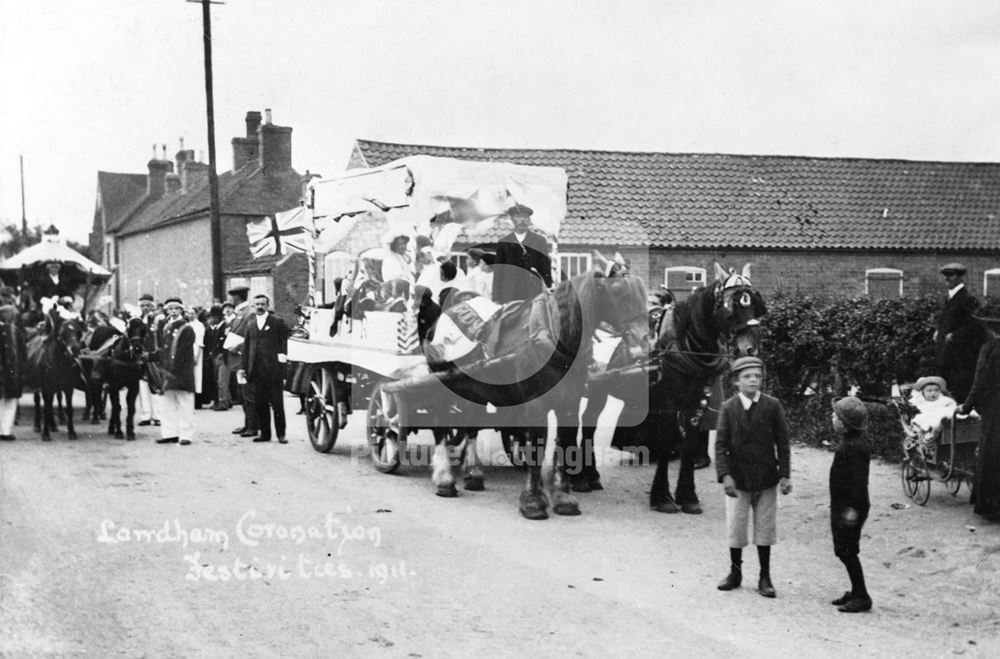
left=165, top=172, right=181, bottom=193
left=258, top=110, right=292, bottom=172
left=175, top=148, right=195, bottom=170
left=181, top=159, right=209, bottom=193
left=232, top=110, right=262, bottom=171
left=146, top=143, right=174, bottom=199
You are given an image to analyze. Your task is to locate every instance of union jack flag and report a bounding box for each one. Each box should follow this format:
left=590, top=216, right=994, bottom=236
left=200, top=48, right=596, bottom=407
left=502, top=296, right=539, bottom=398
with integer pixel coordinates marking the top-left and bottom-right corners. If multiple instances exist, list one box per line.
left=247, top=206, right=313, bottom=258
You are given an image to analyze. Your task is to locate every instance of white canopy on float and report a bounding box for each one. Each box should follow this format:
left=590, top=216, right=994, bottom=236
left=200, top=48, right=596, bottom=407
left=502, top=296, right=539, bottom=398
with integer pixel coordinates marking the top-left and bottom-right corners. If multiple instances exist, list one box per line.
left=1, top=234, right=111, bottom=279
left=309, top=155, right=568, bottom=252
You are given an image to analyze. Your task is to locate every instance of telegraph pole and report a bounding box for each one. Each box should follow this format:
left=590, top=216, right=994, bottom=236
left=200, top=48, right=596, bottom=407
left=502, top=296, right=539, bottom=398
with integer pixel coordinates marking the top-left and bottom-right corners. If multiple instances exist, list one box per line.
left=189, top=0, right=226, bottom=301
left=19, top=155, right=27, bottom=239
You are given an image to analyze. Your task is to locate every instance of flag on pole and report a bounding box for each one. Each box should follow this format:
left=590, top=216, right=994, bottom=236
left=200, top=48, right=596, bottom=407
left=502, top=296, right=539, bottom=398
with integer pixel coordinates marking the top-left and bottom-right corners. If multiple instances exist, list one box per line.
left=247, top=206, right=313, bottom=258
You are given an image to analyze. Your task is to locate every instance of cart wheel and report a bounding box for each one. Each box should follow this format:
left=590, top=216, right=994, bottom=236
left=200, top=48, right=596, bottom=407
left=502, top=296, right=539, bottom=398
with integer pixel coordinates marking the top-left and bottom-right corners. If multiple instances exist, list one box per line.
left=367, top=381, right=401, bottom=474
left=947, top=475, right=964, bottom=496
left=306, top=366, right=339, bottom=453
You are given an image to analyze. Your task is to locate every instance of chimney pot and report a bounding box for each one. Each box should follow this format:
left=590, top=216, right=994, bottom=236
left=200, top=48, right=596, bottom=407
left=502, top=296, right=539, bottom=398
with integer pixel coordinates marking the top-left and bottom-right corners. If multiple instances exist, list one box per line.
left=264, top=108, right=272, bottom=125
left=245, top=111, right=262, bottom=138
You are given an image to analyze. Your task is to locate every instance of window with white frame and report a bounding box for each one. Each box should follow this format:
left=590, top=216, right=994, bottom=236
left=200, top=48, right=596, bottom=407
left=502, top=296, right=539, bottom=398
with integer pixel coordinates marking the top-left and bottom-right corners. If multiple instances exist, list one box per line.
left=984, top=268, right=1000, bottom=298
left=225, top=275, right=274, bottom=306
left=664, top=266, right=706, bottom=300
left=250, top=276, right=274, bottom=305
left=865, top=267, right=903, bottom=298
left=560, top=252, right=593, bottom=279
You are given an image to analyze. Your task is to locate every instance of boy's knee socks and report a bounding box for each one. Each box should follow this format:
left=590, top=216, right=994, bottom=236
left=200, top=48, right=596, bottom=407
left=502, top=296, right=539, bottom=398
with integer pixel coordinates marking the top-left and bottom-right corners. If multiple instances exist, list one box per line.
left=729, top=547, right=742, bottom=572
left=756, top=545, right=771, bottom=576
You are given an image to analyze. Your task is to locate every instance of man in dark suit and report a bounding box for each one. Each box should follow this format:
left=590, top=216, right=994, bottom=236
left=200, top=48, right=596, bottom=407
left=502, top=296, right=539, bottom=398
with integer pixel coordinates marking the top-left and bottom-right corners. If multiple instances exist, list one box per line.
left=935, top=263, right=986, bottom=401
left=237, top=294, right=290, bottom=443
left=491, top=204, right=552, bottom=304
left=33, top=261, right=77, bottom=305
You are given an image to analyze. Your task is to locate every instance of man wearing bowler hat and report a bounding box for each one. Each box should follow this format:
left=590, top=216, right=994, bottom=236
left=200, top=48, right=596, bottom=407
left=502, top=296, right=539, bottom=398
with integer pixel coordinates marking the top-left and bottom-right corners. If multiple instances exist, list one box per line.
left=492, top=203, right=552, bottom=304
left=225, top=285, right=258, bottom=437
left=935, top=263, right=987, bottom=401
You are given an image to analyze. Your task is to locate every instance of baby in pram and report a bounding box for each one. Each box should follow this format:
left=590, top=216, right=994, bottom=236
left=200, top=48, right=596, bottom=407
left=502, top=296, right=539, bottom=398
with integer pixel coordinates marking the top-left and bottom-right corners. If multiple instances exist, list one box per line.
left=898, top=376, right=957, bottom=460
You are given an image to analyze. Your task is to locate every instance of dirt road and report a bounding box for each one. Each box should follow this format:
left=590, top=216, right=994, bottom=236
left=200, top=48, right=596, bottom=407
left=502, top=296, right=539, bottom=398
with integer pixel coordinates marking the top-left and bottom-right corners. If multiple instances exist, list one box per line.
left=2, top=394, right=999, bottom=657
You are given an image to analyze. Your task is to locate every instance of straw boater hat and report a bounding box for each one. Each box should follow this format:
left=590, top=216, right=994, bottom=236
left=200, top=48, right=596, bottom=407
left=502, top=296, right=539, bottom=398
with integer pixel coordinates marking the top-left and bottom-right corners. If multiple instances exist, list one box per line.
left=832, top=396, right=868, bottom=431
left=914, top=376, right=948, bottom=394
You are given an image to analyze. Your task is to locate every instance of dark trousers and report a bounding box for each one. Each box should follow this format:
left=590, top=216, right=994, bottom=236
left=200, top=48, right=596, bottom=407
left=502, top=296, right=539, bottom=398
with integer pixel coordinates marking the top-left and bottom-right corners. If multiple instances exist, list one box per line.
left=252, top=376, right=285, bottom=439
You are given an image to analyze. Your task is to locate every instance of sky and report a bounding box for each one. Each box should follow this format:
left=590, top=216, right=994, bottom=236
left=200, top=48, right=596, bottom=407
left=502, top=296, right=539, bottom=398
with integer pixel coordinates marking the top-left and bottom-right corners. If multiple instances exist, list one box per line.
left=1, top=0, right=999, bottom=242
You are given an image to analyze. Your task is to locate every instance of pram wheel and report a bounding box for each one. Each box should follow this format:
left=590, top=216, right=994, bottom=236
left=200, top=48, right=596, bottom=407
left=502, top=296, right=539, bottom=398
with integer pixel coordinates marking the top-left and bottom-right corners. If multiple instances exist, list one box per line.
left=901, top=458, right=931, bottom=505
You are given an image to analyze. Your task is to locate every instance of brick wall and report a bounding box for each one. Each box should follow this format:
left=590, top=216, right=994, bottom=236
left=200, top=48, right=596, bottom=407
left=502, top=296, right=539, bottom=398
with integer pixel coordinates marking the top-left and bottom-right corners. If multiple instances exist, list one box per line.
left=647, top=248, right=1000, bottom=299
left=272, top=254, right=310, bottom=321
left=117, top=219, right=213, bottom=307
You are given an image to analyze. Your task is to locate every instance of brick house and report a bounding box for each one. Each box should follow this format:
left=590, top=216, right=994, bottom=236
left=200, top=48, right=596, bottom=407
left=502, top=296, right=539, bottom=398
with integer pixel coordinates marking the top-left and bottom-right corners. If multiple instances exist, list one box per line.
left=348, top=140, right=1000, bottom=301
left=92, top=110, right=309, bottom=318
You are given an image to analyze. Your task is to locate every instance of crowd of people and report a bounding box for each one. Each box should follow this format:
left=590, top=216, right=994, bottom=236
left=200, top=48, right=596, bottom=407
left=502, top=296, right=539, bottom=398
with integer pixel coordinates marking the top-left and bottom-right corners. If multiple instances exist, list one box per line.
left=0, top=280, right=291, bottom=447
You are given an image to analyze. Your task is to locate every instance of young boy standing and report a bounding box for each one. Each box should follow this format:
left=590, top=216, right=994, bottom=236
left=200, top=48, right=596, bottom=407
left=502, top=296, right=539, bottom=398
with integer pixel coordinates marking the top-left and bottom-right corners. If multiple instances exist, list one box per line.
left=715, top=356, right=792, bottom=598
left=829, top=396, right=873, bottom=613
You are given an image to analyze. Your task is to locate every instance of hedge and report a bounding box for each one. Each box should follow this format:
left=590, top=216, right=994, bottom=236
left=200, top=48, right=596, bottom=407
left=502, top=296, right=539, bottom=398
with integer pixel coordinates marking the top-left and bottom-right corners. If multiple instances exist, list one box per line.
left=757, top=292, right=950, bottom=462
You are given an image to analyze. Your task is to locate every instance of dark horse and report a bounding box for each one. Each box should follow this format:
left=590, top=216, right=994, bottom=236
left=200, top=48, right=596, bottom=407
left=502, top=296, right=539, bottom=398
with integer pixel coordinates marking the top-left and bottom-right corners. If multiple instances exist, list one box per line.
left=25, top=315, right=84, bottom=441
left=418, top=270, right=649, bottom=520
left=601, top=264, right=765, bottom=513
left=100, top=317, right=147, bottom=440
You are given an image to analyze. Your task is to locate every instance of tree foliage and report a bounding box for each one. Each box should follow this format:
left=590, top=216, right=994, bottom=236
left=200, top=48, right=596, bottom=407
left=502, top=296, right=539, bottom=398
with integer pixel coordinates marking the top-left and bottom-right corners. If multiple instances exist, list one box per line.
left=0, top=222, right=93, bottom=261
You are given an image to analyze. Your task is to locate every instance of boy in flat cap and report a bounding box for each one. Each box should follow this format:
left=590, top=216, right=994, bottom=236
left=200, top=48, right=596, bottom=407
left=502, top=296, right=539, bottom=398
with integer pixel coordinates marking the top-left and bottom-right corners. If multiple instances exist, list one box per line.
left=715, top=356, right=792, bottom=598
left=828, top=396, right=872, bottom=613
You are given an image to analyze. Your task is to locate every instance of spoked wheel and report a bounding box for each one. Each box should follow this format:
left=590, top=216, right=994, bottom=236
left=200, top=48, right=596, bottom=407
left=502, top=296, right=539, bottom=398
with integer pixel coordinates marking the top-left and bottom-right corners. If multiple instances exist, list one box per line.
left=367, top=380, right=402, bottom=474
left=902, top=457, right=932, bottom=505
left=306, top=366, right=339, bottom=453
left=901, top=459, right=919, bottom=499
left=947, top=474, right=964, bottom=496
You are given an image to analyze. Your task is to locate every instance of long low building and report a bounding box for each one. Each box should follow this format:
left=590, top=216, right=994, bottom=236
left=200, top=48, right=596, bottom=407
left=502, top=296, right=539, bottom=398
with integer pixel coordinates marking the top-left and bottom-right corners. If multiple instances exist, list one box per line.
left=348, top=139, right=1000, bottom=301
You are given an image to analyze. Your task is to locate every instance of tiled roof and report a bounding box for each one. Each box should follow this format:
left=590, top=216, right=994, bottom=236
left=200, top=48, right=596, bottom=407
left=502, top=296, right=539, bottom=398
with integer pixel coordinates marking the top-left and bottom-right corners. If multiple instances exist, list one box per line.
left=112, top=164, right=304, bottom=237
left=353, top=140, right=1000, bottom=251
left=97, top=172, right=147, bottom=231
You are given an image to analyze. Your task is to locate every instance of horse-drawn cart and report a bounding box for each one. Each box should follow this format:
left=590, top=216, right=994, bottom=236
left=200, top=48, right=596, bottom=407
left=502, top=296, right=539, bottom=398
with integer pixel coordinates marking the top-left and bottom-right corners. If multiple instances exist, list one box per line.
left=286, top=155, right=574, bottom=473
